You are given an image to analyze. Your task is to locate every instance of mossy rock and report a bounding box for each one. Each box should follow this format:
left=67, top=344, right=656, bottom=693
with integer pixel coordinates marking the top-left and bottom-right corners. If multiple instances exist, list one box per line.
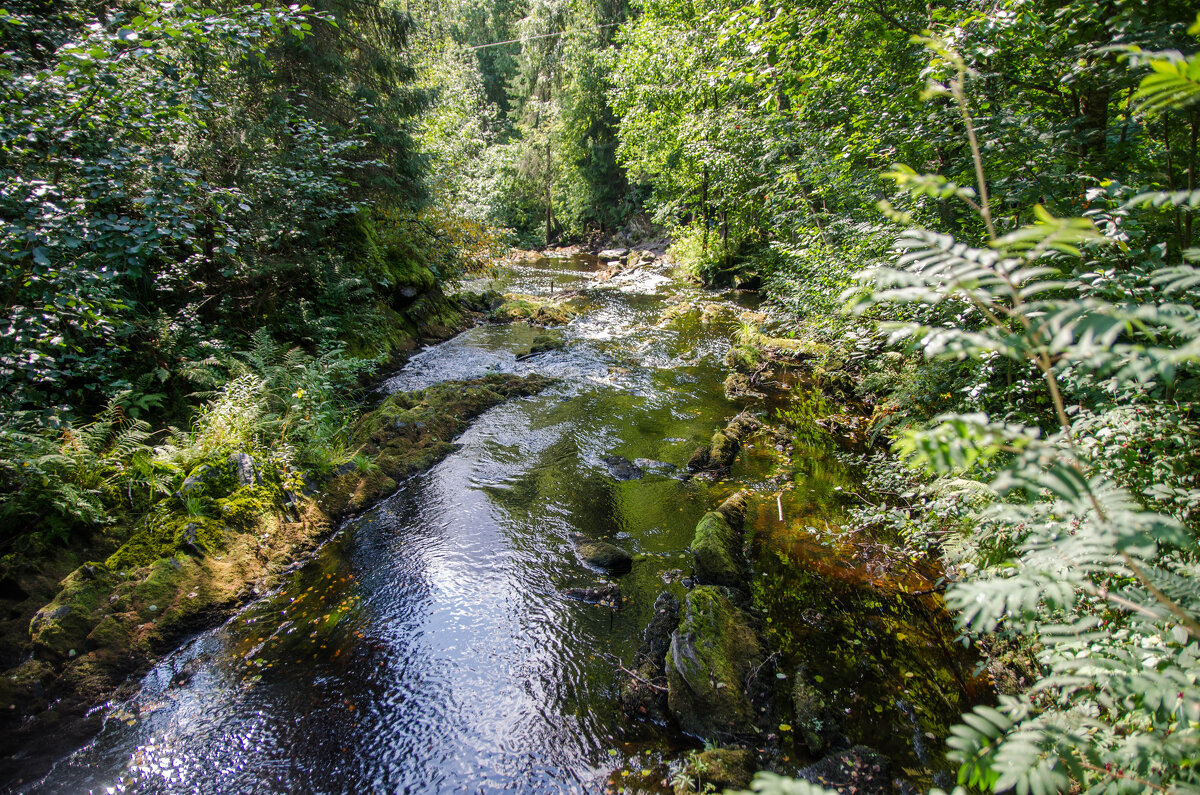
left=666, top=586, right=764, bottom=742
left=724, top=372, right=765, bottom=401
left=456, top=289, right=504, bottom=313
left=724, top=345, right=762, bottom=373
left=686, top=445, right=711, bottom=471
left=690, top=511, right=744, bottom=588
left=708, top=431, right=739, bottom=469
left=572, top=536, right=633, bottom=575
left=85, top=615, right=133, bottom=652
left=621, top=592, right=680, bottom=723
left=214, top=486, right=276, bottom=533
left=0, top=659, right=54, bottom=710
left=489, top=295, right=577, bottom=325
left=525, top=334, right=566, bottom=357
left=689, top=412, right=761, bottom=473
left=759, top=336, right=829, bottom=358
left=171, top=518, right=225, bottom=557
left=673, top=748, right=755, bottom=794
left=106, top=520, right=174, bottom=573
left=132, top=558, right=191, bottom=621
left=28, top=567, right=116, bottom=658
left=319, top=468, right=399, bottom=519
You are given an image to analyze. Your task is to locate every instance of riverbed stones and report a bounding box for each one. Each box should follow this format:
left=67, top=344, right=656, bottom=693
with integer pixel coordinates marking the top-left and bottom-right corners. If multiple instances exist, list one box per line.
left=633, top=458, right=677, bottom=475
left=572, top=535, right=633, bottom=575
left=601, top=454, right=644, bottom=480
left=666, top=586, right=764, bottom=742
left=562, top=583, right=621, bottom=607
left=791, top=666, right=842, bottom=754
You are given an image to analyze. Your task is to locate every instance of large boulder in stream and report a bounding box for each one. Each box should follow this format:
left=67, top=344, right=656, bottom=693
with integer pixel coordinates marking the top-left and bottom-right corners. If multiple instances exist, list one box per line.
left=572, top=535, right=633, bottom=575
left=666, top=586, right=765, bottom=743
left=601, top=454, right=644, bottom=481
left=691, top=512, right=743, bottom=588
left=691, top=491, right=750, bottom=589
left=687, top=412, right=761, bottom=473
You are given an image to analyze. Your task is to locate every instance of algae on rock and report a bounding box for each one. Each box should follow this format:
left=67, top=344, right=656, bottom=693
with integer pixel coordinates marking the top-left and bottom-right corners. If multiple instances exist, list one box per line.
left=666, top=585, right=765, bottom=743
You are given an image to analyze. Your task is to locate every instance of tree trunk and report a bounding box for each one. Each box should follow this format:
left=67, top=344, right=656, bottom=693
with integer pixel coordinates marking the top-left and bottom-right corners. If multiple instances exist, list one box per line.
left=1188, top=109, right=1197, bottom=250
left=1166, top=116, right=1183, bottom=252
left=1080, top=84, right=1110, bottom=161
left=545, top=137, right=553, bottom=246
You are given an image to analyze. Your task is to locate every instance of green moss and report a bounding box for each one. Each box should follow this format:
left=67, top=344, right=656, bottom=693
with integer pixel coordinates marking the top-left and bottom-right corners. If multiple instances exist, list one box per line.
left=489, top=295, right=576, bottom=325
left=107, top=506, right=232, bottom=572
left=105, top=518, right=175, bottom=572
left=666, top=586, right=764, bottom=742
left=214, top=487, right=275, bottom=533
left=86, top=614, right=133, bottom=651
left=724, top=345, right=762, bottom=373
left=691, top=511, right=743, bottom=587
left=133, top=558, right=189, bottom=618
left=319, top=469, right=399, bottom=518
left=709, top=430, right=739, bottom=468
left=28, top=567, right=116, bottom=657
left=171, top=517, right=225, bottom=556
left=760, top=336, right=829, bottom=357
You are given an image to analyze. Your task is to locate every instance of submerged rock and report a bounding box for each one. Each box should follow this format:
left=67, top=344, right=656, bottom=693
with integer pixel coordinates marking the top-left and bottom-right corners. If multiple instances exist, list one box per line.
left=633, top=458, right=678, bottom=475
left=666, top=586, right=765, bottom=743
left=572, top=535, right=633, bottom=575
left=562, top=583, right=621, bottom=607
left=601, top=454, right=644, bottom=481
left=791, top=666, right=843, bottom=755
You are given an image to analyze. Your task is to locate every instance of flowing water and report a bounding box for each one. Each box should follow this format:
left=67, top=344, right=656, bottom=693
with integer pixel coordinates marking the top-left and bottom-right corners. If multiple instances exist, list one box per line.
left=29, top=253, right=978, bottom=794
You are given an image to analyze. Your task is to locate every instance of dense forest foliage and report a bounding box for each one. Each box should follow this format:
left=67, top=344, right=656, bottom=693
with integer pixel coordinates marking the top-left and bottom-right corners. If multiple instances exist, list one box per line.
left=7, top=0, right=1200, bottom=791
left=0, top=0, right=476, bottom=543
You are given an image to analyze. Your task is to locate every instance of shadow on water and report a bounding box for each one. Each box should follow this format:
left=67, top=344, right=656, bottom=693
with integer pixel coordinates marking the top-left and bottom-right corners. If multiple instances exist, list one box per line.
left=29, top=255, right=979, bottom=793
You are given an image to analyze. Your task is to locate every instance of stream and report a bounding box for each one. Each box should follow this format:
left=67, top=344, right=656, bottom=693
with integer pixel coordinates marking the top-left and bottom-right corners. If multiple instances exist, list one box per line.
left=29, top=253, right=977, bottom=793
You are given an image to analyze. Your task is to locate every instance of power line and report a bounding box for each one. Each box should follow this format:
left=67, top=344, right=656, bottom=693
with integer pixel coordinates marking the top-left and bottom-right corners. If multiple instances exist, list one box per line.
left=465, top=21, right=621, bottom=51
